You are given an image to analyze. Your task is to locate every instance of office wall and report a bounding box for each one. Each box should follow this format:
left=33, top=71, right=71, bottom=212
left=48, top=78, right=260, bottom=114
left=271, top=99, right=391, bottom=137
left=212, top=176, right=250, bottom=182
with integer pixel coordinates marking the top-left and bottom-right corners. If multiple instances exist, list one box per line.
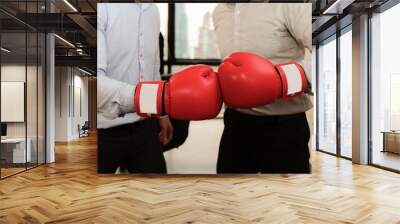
left=1, top=65, right=38, bottom=139
left=305, top=49, right=315, bottom=150
left=88, top=77, right=97, bottom=131
left=72, top=73, right=89, bottom=138
left=1, top=62, right=45, bottom=169
left=55, top=67, right=89, bottom=141
left=55, top=66, right=70, bottom=141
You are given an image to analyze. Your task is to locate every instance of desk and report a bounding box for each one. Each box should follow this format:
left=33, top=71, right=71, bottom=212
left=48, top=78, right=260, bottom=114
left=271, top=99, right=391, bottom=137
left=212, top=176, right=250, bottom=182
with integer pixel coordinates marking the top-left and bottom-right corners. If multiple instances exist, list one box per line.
left=1, top=138, right=31, bottom=164
left=382, top=131, right=400, bottom=154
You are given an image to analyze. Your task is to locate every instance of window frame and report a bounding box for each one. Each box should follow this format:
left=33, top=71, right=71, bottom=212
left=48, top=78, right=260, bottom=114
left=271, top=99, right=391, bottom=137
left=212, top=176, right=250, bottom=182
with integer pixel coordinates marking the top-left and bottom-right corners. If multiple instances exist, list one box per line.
left=162, top=4, right=220, bottom=76
left=367, top=0, right=400, bottom=173
left=315, top=23, right=353, bottom=160
left=0, top=0, right=47, bottom=179
left=315, top=0, right=400, bottom=172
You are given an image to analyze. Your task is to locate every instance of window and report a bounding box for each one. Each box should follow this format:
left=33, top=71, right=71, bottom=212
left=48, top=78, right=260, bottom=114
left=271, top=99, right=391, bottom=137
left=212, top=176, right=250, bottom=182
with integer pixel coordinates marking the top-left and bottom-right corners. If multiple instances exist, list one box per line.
left=156, top=3, right=221, bottom=76
left=316, top=25, right=353, bottom=159
left=0, top=1, right=46, bottom=179
left=339, top=27, right=352, bottom=158
left=155, top=3, right=168, bottom=62
left=174, top=3, right=219, bottom=59
left=317, top=36, right=337, bottom=154
left=370, top=3, right=400, bottom=171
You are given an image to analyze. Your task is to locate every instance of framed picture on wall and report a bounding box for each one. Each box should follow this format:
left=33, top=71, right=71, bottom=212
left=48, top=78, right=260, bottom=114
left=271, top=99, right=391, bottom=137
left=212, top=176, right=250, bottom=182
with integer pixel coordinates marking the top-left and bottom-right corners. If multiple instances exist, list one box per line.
left=1, top=81, right=25, bottom=122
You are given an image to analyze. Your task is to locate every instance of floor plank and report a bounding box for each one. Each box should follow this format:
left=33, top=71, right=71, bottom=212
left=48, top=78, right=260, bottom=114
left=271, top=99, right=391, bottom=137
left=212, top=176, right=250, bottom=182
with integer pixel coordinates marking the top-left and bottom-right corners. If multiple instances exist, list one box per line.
left=0, top=134, right=400, bottom=223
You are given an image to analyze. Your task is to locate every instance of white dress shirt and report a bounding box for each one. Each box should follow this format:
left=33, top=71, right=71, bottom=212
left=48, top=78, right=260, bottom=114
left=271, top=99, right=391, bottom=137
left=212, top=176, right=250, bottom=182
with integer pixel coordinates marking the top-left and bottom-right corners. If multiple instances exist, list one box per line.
left=97, top=3, right=160, bottom=129
left=213, top=3, right=313, bottom=116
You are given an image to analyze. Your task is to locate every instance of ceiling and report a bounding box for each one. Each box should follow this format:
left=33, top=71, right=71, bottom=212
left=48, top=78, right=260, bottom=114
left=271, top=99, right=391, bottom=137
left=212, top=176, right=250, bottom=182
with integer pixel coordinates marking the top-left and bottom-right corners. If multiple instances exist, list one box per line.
left=0, top=0, right=393, bottom=72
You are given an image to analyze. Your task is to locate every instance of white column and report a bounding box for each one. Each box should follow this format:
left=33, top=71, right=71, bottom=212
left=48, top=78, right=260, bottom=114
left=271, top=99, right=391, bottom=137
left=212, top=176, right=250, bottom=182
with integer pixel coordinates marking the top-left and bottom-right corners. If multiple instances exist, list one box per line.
left=352, top=14, right=369, bottom=164
left=54, top=67, right=74, bottom=141
left=46, top=32, right=55, bottom=163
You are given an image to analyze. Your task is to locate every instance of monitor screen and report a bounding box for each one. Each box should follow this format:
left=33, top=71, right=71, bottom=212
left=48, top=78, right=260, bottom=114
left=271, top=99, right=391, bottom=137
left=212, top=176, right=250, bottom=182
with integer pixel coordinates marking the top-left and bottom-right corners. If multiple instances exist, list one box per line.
left=1, top=123, right=7, bottom=137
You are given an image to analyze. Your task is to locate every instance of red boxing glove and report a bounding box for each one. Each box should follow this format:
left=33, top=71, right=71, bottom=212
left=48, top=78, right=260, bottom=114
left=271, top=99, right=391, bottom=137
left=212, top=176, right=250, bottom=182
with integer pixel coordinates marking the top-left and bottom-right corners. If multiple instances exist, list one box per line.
left=217, top=51, right=307, bottom=108
left=134, top=65, right=223, bottom=120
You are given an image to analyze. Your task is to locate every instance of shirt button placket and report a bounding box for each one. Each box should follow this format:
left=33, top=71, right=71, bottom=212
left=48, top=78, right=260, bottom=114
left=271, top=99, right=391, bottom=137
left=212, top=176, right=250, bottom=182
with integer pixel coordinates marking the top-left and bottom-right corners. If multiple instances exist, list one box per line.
left=138, top=10, right=144, bottom=82
left=139, top=32, right=144, bottom=81
left=233, top=7, right=240, bottom=50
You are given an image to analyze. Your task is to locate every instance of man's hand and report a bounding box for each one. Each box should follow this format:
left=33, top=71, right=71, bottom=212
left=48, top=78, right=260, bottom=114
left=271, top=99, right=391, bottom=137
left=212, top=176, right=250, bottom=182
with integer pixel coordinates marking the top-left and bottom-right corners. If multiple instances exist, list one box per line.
left=159, top=116, right=173, bottom=146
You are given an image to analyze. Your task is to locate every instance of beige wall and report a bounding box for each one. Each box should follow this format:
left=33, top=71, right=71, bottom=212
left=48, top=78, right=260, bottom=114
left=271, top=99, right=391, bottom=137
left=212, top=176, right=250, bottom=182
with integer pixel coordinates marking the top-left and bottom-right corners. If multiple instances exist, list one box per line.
left=1, top=64, right=46, bottom=163
left=88, top=76, right=97, bottom=132
left=54, top=67, right=90, bottom=141
left=1, top=65, right=39, bottom=138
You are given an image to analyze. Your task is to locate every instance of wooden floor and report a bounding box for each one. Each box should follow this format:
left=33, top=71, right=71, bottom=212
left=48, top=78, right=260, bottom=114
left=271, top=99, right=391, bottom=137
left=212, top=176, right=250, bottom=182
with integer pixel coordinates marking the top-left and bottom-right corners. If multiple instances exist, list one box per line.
left=1, top=135, right=400, bottom=223
left=372, top=150, right=400, bottom=171
left=1, top=167, right=26, bottom=178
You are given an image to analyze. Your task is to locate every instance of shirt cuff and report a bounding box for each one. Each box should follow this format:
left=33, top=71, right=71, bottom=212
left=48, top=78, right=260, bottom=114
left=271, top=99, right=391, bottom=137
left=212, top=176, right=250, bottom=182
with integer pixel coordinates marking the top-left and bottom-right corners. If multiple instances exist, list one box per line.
left=119, top=84, right=135, bottom=113
left=297, top=60, right=313, bottom=95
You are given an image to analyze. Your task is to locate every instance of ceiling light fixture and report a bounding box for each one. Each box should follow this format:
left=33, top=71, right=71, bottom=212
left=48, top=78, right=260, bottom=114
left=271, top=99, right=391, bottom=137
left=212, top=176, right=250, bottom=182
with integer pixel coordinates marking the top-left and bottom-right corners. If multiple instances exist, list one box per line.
left=1, top=47, right=11, bottom=53
left=78, top=67, right=93, bottom=76
left=323, top=0, right=354, bottom=15
left=63, top=0, right=78, bottom=12
left=76, top=48, right=84, bottom=55
left=54, top=34, right=75, bottom=48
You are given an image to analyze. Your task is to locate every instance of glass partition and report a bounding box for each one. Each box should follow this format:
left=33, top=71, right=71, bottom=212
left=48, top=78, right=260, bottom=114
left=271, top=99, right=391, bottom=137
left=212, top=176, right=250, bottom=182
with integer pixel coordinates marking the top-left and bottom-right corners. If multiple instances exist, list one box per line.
left=370, top=3, right=400, bottom=171
left=1, top=30, right=28, bottom=177
left=317, top=35, right=337, bottom=154
left=0, top=1, right=46, bottom=179
left=339, top=27, right=352, bottom=158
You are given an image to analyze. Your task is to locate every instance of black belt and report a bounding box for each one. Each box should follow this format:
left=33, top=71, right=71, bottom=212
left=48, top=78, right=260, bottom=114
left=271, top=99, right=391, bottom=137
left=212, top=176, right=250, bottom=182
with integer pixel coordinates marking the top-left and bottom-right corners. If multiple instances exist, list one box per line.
left=224, top=108, right=306, bottom=125
left=101, top=118, right=156, bottom=135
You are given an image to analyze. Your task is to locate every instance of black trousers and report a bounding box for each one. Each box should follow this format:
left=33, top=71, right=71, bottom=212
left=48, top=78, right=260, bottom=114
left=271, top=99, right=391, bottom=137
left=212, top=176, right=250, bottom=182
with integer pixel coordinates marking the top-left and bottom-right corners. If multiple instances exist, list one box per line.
left=217, top=108, right=311, bottom=174
left=97, top=118, right=166, bottom=173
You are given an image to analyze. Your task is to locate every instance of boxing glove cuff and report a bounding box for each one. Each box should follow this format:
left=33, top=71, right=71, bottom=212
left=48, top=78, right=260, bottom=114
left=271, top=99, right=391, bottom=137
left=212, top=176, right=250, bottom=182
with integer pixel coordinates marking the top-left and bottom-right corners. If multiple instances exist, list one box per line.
left=275, top=63, right=307, bottom=99
left=134, top=81, right=165, bottom=118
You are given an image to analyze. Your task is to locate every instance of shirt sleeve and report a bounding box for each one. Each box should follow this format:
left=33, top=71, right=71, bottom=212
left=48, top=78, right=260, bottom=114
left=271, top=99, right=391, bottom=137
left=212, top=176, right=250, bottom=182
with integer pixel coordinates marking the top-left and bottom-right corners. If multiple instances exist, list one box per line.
left=297, top=51, right=313, bottom=94
left=97, top=4, right=135, bottom=120
left=212, top=3, right=230, bottom=58
left=283, top=4, right=312, bottom=91
left=153, top=46, right=161, bottom=81
left=283, top=4, right=312, bottom=51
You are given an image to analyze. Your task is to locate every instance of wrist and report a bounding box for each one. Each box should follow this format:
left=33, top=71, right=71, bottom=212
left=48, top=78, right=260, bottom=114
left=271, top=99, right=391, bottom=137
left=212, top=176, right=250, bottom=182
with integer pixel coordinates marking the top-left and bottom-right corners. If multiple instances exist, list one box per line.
left=119, top=84, right=135, bottom=113
left=134, top=81, right=165, bottom=117
left=275, top=62, right=307, bottom=98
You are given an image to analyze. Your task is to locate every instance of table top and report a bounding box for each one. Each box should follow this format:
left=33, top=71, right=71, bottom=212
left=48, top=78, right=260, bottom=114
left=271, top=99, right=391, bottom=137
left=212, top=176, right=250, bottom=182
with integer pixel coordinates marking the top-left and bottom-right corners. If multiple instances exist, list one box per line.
left=1, top=138, right=30, bottom=143
left=381, top=131, right=400, bottom=134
